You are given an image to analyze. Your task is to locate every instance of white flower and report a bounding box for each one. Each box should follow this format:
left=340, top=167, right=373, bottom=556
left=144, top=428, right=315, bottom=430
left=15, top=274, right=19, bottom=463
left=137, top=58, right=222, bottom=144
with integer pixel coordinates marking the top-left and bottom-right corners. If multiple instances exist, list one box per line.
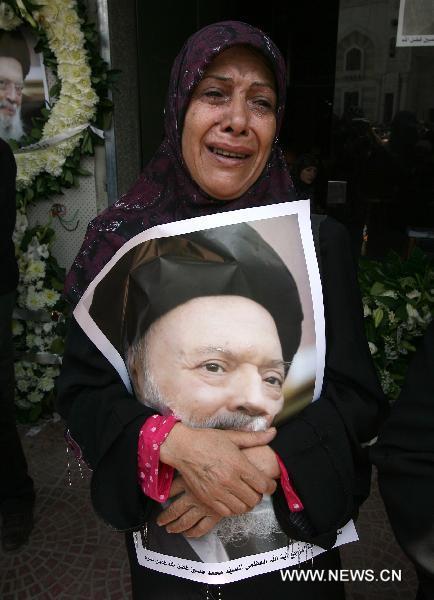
left=16, top=399, right=31, bottom=410
left=43, top=322, right=54, bottom=333
left=17, top=379, right=30, bottom=392
left=39, top=377, right=55, bottom=392
left=406, top=290, right=421, bottom=300
left=368, top=342, right=377, bottom=355
left=34, top=335, right=44, bottom=349
left=25, top=290, right=46, bottom=311
left=406, top=303, right=424, bottom=325
left=15, top=363, right=26, bottom=378
left=380, top=290, right=398, bottom=299
left=28, top=391, right=43, bottom=404
left=14, top=0, right=97, bottom=189
left=12, top=320, right=24, bottom=337
left=45, top=366, right=59, bottom=379
left=25, top=260, right=46, bottom=282
left=26, top=334, right=36, bottom=348
left=43, top=289, right=60, bottom=307
left=363, top=305, right=371, bottom=317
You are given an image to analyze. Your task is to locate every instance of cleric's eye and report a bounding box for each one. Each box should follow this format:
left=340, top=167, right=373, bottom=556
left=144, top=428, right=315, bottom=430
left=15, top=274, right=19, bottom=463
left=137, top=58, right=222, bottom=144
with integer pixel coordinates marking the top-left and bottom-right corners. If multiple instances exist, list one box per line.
left=203, top=362, right=225, bottom=373
left=264, top=375, right=283, bottom=387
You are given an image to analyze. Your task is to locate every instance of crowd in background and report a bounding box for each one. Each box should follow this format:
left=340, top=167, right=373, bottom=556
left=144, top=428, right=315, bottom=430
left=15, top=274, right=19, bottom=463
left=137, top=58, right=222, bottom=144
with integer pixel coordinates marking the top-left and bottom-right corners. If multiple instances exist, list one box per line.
left=285, top=108, right=434, bottom=259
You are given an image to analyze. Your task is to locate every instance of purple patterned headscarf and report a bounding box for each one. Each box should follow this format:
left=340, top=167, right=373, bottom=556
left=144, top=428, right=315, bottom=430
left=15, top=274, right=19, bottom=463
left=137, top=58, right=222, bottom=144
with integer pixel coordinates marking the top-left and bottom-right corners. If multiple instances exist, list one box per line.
left=65, top=21, right=295, bottom=305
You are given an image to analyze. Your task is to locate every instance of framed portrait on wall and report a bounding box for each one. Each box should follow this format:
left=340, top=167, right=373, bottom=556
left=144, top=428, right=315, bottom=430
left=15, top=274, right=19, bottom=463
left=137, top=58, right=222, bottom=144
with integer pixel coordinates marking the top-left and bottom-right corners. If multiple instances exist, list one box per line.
left=0, top=26, right=49, bottom=144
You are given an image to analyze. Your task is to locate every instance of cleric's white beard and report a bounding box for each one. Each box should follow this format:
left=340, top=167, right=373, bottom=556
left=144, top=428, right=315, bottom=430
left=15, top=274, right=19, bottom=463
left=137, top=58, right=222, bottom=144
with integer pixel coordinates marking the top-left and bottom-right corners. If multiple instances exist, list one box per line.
left=138, top=367, right=280, bottom=544
left=0, top=105, right=24, bottom=141
left=214, top=497, right=282, bottom=545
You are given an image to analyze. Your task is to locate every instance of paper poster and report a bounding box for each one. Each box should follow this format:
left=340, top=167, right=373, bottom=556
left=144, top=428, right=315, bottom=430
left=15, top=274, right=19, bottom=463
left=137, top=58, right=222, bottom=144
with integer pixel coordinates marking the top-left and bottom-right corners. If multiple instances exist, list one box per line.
left=74, top=200, right=358, bottom=584
left=396, top=0, right=434, bottom=46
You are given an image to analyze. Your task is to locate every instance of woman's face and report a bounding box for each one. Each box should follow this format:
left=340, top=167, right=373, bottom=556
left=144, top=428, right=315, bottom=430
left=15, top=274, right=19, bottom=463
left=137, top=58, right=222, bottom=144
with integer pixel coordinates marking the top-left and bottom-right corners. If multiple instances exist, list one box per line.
left=300, top=166, right=317, bottom=185
left=181, top=46, right=277, bottom=201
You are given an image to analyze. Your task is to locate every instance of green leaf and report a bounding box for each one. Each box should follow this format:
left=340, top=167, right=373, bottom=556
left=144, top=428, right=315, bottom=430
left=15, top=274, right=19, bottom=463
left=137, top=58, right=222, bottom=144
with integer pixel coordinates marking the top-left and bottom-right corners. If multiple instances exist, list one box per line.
left=373, top=308, right=384, bottom=328
left=399, top=276, right=416, bottom=288
left=50, top=278, right=64, bottom=291
left=62, top=170, right=74, bottom=185
left=76, top=167, right=92, bottom=176
left=370, top=282, right=385, bottom=296
left=28, top=404, right=42, bottom=423
left=50, top=337, right=65, bottom=354
left=401, top=340, right=416, bottom=352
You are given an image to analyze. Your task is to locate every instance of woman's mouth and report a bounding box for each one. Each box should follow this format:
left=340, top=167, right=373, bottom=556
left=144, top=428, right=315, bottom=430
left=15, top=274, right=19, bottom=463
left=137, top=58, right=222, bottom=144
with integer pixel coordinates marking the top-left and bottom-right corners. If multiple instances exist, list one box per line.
left=207, top=146, right=251, bottom=160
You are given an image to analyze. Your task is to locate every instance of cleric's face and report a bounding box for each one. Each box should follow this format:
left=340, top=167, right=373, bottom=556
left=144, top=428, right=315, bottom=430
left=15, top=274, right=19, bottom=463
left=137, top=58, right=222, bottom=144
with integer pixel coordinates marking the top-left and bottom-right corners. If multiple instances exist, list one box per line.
left=0, top=57, right=24, bottom=122
left=135, top=295, right=285, bottom=428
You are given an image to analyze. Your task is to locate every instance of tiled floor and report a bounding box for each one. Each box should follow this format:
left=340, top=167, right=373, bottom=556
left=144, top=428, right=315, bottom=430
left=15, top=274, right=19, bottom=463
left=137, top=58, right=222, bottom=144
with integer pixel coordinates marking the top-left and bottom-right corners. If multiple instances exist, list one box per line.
left=0, top=420, right=418, bottom=599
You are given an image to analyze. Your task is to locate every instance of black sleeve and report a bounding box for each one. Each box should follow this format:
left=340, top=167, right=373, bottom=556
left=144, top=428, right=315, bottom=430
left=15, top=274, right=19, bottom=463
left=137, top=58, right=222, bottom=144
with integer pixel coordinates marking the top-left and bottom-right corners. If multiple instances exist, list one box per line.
left=0, top=138, right=17, bottom=237
left=271, top=217, right=388, bottom=549
left=56, top=317, right=157, bottom=530
left=371, top=321, right=434, bottom=594
left=0, top=138, right=19, bottom=294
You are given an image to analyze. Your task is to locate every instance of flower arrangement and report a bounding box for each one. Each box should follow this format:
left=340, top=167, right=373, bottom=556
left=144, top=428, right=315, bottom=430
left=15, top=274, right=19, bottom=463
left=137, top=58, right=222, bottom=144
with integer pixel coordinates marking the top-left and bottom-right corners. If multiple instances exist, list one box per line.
left=12, top=240, right=68, bottom=422
left=1, top=0, right=117, bottom=209
left=13, top=215, right=68, bottom=421
left=10, top=0, right=99, bottom=192
left=359, top=248, right=434, bottom=400
left=1, top=0, right=116, bottom=421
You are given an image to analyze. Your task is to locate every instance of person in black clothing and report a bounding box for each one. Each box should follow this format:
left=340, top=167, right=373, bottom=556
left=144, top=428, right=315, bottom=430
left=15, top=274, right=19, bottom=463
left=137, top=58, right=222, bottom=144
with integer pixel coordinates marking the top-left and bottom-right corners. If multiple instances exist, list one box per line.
left=290, top=153, right=320, bottom=212
left=56, top=22, right=386, bottom=599
left=0, top=137, right=35, bottom=551
left=371, top=321, right=434, bottom=600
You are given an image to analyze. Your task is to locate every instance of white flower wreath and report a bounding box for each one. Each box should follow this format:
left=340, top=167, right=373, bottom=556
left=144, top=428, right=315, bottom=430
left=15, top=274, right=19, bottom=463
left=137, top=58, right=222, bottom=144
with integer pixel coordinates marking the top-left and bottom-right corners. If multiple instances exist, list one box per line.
left=0, top=0, right=98, bottom=189
left=1, top=0, right=104, bottom=421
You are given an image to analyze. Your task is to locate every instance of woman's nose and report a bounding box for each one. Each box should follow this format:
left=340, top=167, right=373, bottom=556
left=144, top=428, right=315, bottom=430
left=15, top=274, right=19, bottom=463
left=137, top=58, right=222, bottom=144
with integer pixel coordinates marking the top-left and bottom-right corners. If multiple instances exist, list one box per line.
left=221, top=94, right=249, bottom=135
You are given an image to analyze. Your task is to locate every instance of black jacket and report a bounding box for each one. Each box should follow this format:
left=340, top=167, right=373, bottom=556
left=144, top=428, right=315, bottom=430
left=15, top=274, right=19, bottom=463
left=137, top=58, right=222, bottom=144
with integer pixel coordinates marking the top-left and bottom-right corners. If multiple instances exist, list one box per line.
left=56, top=216, right=387, bottom=548
left=0, top=138, right=19, bottom=295
left=371, top=321, right=434, bottom=599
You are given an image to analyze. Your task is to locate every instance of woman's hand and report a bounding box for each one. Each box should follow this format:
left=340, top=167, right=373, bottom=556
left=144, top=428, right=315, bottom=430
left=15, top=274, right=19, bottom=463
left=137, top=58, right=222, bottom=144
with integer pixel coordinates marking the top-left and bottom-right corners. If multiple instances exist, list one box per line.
left=159, top=423, right=277, bottom=516
left=157, top=476, right=221, bottom=538
left=241, top=445, right=281, bottom=480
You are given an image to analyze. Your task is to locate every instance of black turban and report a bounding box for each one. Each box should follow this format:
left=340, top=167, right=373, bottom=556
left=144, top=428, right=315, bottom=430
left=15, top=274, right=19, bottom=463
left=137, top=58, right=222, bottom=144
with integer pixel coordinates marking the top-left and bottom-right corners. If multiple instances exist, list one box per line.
left=0, top=30, right=31, bottom=78
left=89, top=223, right=304, bottom=364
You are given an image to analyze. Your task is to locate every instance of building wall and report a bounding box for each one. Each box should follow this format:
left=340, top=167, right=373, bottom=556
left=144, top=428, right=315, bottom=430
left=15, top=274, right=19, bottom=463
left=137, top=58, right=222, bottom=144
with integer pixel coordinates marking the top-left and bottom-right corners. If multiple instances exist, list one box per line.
left=334, top=0, right=434, bottom=125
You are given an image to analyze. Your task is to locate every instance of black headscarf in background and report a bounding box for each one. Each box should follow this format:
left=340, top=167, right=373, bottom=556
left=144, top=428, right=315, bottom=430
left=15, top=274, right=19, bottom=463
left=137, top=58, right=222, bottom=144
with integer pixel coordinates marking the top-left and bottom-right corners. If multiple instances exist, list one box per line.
left=89, top=224, right=303, bottom=365
left=291, top=154, right=319, bottom=201
left=64, top=21, right=295, bottom=306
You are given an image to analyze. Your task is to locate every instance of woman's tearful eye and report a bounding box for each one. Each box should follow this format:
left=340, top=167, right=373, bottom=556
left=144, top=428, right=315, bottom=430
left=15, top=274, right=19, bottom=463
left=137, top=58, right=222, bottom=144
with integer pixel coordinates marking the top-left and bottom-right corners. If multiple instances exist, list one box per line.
left=202, top=89, right=227, bottom=103
left=252, top=97, right=275, bottom=112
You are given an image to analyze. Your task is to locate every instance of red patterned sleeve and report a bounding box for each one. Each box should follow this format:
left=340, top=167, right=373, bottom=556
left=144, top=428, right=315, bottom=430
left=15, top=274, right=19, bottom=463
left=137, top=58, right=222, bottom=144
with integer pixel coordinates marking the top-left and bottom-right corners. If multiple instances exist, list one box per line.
left=137, top=415, right=179, bottom=502
left=276, top=453, right=304, bottom=512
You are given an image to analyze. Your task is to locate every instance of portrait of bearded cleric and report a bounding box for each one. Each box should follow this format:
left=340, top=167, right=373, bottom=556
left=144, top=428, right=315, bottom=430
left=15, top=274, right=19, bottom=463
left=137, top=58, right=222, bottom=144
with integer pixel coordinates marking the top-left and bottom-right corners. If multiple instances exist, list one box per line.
left=76, top=214, right=322, bottom=574
left=0, top=28, right=47, bottom=143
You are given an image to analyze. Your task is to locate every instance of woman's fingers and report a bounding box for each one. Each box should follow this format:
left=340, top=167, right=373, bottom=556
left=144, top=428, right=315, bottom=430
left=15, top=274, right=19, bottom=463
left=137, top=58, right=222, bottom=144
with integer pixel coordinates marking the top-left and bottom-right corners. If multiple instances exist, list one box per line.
left=168, top=475, right=186, bottom=498
left=165, top=506, right=202, bottom=533
left=159, top=425, right=276, bottom=515
left=157, top=493, right=193, bottom=526
left=157, top=489, right=222, bottom=535
left=184, top=516, right=221, bottom=538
